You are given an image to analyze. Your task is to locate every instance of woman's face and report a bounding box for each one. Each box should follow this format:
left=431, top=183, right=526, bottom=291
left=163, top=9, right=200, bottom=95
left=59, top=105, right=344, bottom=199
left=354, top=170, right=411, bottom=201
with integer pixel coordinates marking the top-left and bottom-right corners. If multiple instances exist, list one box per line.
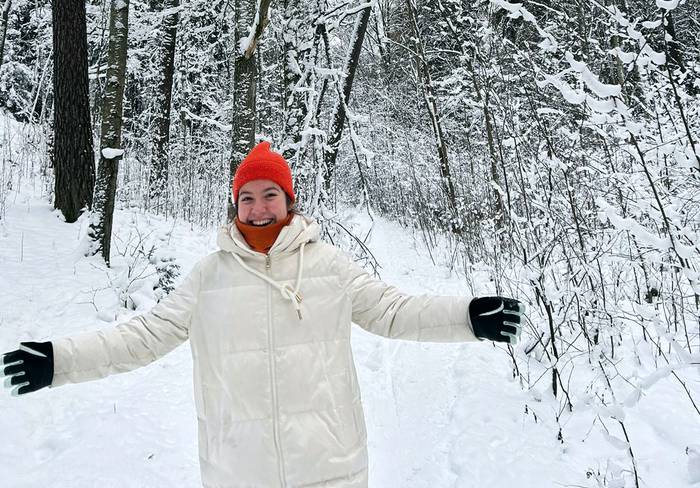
left=237, top=179, right=290, bottom=226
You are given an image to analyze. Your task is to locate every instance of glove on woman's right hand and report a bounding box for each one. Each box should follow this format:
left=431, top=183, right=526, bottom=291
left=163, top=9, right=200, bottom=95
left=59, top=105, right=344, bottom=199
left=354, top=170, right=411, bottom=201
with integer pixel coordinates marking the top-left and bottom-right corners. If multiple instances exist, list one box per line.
left=469, top=296, right=524, bottom=344
left=1, top=341, right=54, bottom=396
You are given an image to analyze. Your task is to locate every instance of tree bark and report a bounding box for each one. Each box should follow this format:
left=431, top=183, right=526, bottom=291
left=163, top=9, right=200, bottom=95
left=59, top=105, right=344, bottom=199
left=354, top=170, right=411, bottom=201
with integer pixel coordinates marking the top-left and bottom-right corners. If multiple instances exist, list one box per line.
left=148, top=0, right=180, bottom=205
left=0, top=0, right=11, bottom=68
left=664, top=11, right=685, bottom=72
left=229, top=0, right=271, bottom=220
left=281, top=0, right=320, bottom=162
left=88, top=0, right=130, bottom=265
left=52, top=0, right=95, bottom=223
left=483, top=91, right=505, bottom=228
left=323, top=4, right=372, bottom=197
left=405, top=0, right=457, bottom=209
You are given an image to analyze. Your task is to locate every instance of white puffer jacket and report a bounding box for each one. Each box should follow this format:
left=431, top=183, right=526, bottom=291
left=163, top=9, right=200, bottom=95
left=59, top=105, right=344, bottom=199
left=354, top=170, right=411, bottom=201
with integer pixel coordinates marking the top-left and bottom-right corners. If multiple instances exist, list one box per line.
left=51, top=214, right=478, bottom=487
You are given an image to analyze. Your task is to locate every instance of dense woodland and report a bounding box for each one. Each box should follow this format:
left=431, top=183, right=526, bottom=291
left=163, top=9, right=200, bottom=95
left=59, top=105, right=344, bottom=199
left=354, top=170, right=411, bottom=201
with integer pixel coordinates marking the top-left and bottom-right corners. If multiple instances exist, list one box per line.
left=0, top=0, right=699, bottom=485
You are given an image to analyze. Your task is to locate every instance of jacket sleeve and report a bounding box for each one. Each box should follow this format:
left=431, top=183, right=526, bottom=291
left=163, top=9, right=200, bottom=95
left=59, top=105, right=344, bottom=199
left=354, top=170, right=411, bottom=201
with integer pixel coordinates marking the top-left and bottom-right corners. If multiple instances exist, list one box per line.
left=50, top=261, right=202, bottom=387
left=337, top=251, right=478, bottom=342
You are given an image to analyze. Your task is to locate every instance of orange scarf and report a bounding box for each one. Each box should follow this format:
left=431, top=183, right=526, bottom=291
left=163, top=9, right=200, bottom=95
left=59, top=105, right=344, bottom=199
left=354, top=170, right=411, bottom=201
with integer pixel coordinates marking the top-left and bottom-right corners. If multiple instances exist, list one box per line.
left=235, top=213, right=294, bottom=254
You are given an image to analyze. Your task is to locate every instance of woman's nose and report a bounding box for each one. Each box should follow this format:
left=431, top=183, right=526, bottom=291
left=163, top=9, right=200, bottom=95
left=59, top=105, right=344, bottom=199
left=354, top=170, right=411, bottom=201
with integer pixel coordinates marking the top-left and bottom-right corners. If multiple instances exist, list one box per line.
left=251, top=200, right=267, bottom=214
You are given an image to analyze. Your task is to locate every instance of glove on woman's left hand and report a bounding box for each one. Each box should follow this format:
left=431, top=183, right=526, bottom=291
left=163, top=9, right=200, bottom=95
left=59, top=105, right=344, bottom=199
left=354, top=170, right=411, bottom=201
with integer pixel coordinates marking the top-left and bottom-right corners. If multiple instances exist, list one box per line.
left=469, top=296, right=525, bottom=344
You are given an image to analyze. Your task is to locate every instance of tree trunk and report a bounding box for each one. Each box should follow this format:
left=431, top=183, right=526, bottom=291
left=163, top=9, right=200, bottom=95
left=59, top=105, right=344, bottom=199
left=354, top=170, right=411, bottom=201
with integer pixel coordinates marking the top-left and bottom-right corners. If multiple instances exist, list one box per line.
left=405, top=0, right=457, bottom=209
left=280, top=0, right=328, bottom=208
left=88, top=0, right=130, bottom=265
left=52, top=0, right=95, bottom=223
left=483, top=91, right=504, bottom=227
left=323, top=4, right=372, bottom=197
left=664, top=12, right=685, bottom=71
left=0, top=0, right=11, bottom=68
left=606, top=0, right=641, bottom=101
left=228, top=0, right=271, bottom=220
left=148, top=0, right=180, bottom=206
left=280, top=0, right=320, bottom=162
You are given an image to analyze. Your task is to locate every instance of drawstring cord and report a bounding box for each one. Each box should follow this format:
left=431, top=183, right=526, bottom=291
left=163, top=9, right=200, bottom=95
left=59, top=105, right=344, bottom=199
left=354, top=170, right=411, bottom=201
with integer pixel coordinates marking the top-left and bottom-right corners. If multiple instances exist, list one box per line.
left=229, top=242, right=306, bottom=320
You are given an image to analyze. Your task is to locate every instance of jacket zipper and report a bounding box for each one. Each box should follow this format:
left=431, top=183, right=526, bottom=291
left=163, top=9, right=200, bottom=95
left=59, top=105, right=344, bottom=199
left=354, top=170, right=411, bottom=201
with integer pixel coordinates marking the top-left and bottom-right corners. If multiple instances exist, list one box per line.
left=266, top=254, right=287, bottom=487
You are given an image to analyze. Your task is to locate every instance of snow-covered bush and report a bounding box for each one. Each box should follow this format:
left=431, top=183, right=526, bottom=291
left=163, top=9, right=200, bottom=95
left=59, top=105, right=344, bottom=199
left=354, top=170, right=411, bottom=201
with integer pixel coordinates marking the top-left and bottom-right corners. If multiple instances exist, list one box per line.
left=0, top=62, right=35, bottom=121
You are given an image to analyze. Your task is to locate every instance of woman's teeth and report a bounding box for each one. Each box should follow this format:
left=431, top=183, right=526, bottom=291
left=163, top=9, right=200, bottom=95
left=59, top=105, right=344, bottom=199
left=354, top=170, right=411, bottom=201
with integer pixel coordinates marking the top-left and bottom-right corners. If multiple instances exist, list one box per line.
left=251, top=219, right=273, bottom=226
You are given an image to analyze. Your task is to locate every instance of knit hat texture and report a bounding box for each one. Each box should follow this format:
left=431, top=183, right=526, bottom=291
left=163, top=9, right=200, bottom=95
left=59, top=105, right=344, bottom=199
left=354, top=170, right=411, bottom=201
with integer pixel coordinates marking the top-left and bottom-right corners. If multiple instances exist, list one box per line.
left=232, top=141, right=295, bottom=203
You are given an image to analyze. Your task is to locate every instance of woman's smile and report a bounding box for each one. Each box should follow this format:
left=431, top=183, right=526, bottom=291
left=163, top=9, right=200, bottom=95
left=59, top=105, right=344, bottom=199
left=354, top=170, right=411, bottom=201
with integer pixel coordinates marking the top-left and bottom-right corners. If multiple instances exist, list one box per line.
left=249, top=218, right=274, bottom=226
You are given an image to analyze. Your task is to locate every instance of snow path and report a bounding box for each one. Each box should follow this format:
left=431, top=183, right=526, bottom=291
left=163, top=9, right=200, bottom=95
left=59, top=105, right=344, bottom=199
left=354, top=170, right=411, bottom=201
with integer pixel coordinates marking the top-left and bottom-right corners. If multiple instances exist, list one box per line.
left=0, top=193, right=209, bottom=487
left=1, top=192, right=698, bottom=487
left=347, top=214, right=578, bottom=488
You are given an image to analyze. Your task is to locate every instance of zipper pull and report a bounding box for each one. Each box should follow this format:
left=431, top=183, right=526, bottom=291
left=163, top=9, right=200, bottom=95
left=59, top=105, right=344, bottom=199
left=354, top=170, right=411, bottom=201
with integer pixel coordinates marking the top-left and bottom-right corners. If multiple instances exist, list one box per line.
left=265, top=255, right=271, bottom=271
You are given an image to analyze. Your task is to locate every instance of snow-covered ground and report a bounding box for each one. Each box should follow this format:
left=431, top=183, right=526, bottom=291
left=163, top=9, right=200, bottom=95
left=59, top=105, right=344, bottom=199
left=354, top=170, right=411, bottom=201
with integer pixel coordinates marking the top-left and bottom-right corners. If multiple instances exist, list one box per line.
left=0, top=116, right=698, bottom=488
left=1, top=187, right=698, bottom=488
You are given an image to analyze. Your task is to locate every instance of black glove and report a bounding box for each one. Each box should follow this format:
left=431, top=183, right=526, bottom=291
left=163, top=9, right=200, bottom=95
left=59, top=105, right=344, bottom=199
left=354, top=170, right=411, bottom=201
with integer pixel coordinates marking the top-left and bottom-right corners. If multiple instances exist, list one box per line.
left=1, top=341, right=54, bottom=396
left=469, top=296, right=525, bottom=344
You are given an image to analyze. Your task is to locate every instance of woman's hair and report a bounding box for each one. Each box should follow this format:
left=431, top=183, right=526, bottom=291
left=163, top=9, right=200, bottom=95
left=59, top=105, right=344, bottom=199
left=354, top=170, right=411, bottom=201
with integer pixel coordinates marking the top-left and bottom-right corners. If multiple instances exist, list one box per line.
left=286, top=195, right=301, bottom=214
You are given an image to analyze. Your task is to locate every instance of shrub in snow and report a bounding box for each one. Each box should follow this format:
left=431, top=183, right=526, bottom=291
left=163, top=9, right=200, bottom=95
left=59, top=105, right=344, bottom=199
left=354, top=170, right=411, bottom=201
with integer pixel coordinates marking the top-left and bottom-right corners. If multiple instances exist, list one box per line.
left=108, top=225, right=181, bottom=310
left=0, top=62, right=35, bottom=121
left=153, top=255, right=181, bottom=296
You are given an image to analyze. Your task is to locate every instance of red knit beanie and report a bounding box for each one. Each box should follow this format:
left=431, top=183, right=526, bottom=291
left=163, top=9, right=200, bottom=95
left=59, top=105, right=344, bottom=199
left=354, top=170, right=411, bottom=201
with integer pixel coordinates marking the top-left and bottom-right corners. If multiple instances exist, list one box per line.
left=232, top=141, right=295, bottom=203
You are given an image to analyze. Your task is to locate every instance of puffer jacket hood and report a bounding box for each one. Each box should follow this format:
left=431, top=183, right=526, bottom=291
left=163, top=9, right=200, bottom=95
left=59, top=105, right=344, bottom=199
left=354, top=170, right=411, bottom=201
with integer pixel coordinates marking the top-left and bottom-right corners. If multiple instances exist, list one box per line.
left=50, top=213, right=477, bottom=487
left=218, top=213, right=321, bottom=258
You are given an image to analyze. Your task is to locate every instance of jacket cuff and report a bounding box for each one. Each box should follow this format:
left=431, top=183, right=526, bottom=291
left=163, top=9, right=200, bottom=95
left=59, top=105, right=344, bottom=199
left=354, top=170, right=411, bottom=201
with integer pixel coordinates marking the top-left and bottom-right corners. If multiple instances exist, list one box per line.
left=465, top=296, right=483, bottom=341
left=48, top=337, right=72, bottom=388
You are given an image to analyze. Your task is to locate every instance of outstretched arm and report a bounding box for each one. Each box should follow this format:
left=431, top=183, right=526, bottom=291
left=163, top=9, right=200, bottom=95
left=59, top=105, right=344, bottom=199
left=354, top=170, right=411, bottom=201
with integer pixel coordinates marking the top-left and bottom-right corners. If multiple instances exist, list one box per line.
left=338, top=251, right=524, bottom=344
left=338, top=252, right=474, bottom=342
left=1, top=261, right=202, bottom=395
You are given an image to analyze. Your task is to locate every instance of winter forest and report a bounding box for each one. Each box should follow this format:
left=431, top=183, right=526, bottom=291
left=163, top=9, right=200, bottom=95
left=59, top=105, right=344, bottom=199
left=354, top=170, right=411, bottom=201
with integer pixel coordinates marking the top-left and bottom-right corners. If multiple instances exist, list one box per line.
left=0, top=0, right=699, bottom=486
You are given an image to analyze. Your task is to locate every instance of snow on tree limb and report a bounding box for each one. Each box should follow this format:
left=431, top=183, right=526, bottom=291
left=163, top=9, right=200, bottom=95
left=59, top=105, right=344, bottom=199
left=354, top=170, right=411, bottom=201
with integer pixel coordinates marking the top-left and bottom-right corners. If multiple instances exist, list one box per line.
left=101, top=147, right=124, bottom=159
left=239, top=0, right=272, bottom=59
left=489, top=0, right=558, bottom=51
left=564, top=52, right=622, bottom=98
left=655, top=0, right=680, bottom=10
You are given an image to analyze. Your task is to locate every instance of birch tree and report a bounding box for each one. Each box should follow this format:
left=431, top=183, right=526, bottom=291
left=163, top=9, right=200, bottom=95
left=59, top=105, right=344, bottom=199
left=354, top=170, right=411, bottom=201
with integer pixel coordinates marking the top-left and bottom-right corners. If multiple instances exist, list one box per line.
left=88, top=0, right=130, bottom=264
left=52, top=0, right=95, bottom=223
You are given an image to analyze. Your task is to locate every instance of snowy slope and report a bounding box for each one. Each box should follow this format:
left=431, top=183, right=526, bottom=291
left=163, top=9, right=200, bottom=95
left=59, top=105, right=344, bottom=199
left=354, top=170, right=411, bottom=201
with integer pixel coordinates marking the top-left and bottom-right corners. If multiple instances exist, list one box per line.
left=1, top=189, right=699, bottom=488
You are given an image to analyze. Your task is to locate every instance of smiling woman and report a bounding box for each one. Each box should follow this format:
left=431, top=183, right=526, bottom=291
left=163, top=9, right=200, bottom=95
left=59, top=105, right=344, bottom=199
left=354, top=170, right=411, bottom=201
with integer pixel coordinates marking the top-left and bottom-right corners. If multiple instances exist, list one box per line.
left=235, top=179, right=294, bottom=252
left=231, top=142, right=298, bottom=253
left=1, top=140, right=525, bottom=488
